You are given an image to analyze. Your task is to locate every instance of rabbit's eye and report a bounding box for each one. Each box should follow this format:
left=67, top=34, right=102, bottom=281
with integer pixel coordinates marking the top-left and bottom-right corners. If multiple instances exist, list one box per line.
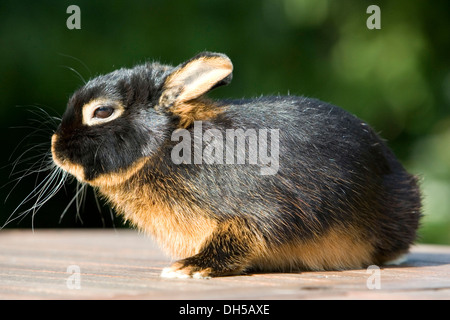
left=82, top=99, right=125, bottom=126
left=94, top=106, right=115, bottom=119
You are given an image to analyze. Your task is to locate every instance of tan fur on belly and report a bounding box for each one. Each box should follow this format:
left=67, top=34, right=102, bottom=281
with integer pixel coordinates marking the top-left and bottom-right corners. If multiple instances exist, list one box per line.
left=99, top=182, right=217, bottom=259
left=250, top=225, right=375, bottom=272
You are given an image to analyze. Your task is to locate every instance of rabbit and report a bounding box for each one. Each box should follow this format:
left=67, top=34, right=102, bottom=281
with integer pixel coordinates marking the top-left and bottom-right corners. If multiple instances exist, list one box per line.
left=51, top=52, right=422, bottom=278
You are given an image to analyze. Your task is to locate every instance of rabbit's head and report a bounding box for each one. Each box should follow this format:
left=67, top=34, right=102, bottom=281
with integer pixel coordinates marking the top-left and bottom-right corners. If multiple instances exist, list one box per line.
left=51, top=52, right=233, bottom=187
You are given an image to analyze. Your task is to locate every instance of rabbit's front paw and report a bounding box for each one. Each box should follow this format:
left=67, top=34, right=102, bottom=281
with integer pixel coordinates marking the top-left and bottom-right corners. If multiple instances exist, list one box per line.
left=161, top=260, right=213, bottom=279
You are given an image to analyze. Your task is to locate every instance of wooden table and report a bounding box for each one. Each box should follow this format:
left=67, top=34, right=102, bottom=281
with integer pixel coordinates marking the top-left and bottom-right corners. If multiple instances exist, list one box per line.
left=1, top=229, right=449, bottom=300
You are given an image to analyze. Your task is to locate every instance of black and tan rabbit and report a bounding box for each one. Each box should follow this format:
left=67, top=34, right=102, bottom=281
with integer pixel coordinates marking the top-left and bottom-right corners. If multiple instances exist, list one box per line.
left=51, top=52, right=422, bottom=278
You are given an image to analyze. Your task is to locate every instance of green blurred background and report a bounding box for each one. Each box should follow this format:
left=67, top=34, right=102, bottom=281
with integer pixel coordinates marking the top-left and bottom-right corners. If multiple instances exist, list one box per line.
left=1, top=0, right=449, bottom=244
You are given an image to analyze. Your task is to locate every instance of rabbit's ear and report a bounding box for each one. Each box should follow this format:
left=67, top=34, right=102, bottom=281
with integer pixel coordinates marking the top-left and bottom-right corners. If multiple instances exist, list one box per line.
left=160, top=52, right=233, bottom=108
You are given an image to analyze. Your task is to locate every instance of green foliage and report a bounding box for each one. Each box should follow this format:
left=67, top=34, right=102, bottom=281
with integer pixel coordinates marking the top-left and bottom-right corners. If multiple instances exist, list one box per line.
left=0, top=0, right=449, bottom=243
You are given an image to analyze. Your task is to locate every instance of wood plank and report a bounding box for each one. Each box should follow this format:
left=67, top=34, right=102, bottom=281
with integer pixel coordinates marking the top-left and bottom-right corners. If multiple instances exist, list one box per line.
left=0, top=229, right=449, bottom=299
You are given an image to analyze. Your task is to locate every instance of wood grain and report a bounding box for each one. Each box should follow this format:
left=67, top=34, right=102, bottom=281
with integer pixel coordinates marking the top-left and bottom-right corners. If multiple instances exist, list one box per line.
left=0, top=229, right=449, bottom=299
